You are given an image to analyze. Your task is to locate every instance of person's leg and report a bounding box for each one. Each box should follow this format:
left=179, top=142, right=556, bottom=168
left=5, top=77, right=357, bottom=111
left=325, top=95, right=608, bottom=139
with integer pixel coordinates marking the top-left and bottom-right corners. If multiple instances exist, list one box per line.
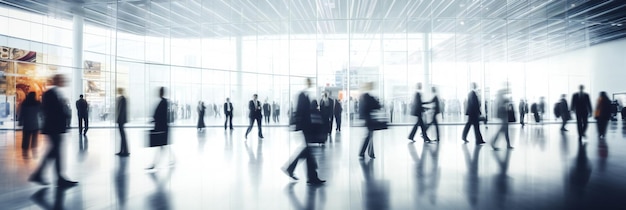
left=304, top=146, right=322, bottom=182
left=22, top=130, right=31, bottom=149
left=576, top=115, right=584, bottom=138
left=47, top=134, right=65, bottom=181
left=503, top=122, right=511, bottom=148
left=418, top=116, right=430, bottom=141
left=336, top=114, right=342, bottom=131
left=472, top=119, right=484, bottom=143
left=84, top=117, right=89, bottom=134
left=408, top=121, right=420, bottom=140
left=432, top=116, right=440, bottom=140
left=245, top=117, right=254, bottom=137
left=229, top=114, right=234, bottom=129
left=462, top=120, right=471, bottom=141
left=78, top=117, right=84, bottom=133
left=256, top=117, right=263, bottom=137
left=31, top=130, right=39, bottom=148
left=359, top=131, right=372, bottom=156
left=367, top=130, right=375, bottom=157
left=119, top=123, right=128, bottom=154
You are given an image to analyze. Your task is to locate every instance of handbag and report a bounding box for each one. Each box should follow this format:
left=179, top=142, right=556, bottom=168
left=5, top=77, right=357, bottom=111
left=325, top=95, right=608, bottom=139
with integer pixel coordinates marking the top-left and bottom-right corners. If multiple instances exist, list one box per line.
left=369, top=111, right=389, bottom=130
left=148, top=130, right=168, bottom=147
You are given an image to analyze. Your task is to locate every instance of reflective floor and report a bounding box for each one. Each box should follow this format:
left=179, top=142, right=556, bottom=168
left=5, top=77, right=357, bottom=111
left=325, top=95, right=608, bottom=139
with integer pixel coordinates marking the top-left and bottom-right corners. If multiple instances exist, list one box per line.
left=1, top=122, right=625, bottom=210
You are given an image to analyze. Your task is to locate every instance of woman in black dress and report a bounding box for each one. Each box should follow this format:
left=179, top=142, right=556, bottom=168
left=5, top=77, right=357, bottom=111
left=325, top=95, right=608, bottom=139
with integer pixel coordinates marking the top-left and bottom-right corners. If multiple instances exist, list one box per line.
left=197, top=101, right=206, bottom=132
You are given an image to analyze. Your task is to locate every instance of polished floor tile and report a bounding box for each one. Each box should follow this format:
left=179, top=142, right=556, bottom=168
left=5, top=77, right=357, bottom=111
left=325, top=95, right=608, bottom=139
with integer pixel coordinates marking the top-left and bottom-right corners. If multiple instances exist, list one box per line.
left=1, top=121, right=626, bottom=210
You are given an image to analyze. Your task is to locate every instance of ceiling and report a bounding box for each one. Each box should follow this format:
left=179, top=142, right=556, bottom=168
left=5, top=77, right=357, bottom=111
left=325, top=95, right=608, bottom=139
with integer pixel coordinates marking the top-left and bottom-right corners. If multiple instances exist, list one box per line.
left=1, top=0, right=626, bottom=62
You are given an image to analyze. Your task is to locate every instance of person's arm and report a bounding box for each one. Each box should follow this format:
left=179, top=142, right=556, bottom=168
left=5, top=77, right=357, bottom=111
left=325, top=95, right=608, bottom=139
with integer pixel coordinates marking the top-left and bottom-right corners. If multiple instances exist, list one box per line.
left=586, top=95, right=593, bottom=116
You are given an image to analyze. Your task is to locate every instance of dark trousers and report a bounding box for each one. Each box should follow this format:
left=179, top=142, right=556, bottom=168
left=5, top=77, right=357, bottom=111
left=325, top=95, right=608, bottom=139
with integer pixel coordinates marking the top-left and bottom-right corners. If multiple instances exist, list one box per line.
left=427, top=114, right=440, bottom=140
left=33, top=133, right=63, bottom=180
left=491, top=120, right=510, bottom=147
left=359, top=130, right=375, bottom=157
left=576, top=113, right=589, bottom=138
left=408, top=114, right=430, bottom=140
left=264, top=113, right=270, bottom=124
left=597, top=118, right=609, bottom=137
left=78, top=116, right=88, bottom=133
left=246, top=116, right=263, bottom=137
left=519, top=113, right=525, bottom=125
left=328, top=115, right=334, bottom=133
left=22, top=130, right=38, bottom=149
left=462, top=116, right=484, bottom=142
left=224, top=112, right=233, bottom=129
left=533, top=112, right=540, bottom=123
left=561, top=119, right=568, bottom=130
left=273, top=112, right=279, bottom=122
left=118, top=123, right=128, bottom=154
left=334, top=114, right=342, bottom=131
left=285, top=143, right=319, bottom=181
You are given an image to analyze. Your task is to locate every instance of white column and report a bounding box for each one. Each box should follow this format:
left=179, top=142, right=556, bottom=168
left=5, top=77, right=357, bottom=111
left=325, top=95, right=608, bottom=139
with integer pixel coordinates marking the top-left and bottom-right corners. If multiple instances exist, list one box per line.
left=423, top=32, right=431, bottom=98
left=73, top=15, right=84, bottom=102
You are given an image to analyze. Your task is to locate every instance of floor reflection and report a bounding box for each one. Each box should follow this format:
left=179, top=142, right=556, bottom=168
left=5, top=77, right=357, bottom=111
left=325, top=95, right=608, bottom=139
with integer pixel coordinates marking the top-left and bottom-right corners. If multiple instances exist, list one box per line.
left=565, top=141, right=592, bottom=209
left=147, top=169, right=174, bottom=210
left=115, top=157, right=129, bottom=207
left=359, top=159, right=389, bottom=210
left=491, top=149, right=512, bottom=209
left=408, top=142, right=440, bottom=205
left=30, top=187, right=69, bottom=210
left=462, top=144, right=482, bottom=207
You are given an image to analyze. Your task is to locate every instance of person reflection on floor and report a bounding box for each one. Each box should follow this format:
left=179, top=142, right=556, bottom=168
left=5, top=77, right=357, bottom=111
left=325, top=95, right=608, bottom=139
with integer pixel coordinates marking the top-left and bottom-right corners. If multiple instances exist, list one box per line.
left=462, top=144, right=483, bottom=207
left=408, top=142, right=441, bottom=206
left=565, top=141, right=591, bottom=210
left=115, top=157, right=129, bottom=208
left=30, top=187, right=69, bottom=210
left=148, top=169, right=174, bottom=210
left=491, top=149, right=512, bottom=209
left=78, top=135, right=88, bottom=162
left=359, top=159, right=390, bottom=210
left=245, top=140, right=263, bottom=191
left=285, top=182, right=324, bottom=210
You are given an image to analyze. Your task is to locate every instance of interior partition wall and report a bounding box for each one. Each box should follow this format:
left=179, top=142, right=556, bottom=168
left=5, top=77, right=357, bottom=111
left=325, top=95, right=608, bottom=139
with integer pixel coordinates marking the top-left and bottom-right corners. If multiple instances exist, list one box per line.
left=0, top=1, right=594, bottom=129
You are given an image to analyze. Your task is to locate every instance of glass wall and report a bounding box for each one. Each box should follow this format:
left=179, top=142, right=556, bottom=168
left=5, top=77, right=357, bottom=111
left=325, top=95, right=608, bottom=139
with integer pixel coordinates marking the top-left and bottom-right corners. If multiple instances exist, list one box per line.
left=0, top=1, right=594, bottom=129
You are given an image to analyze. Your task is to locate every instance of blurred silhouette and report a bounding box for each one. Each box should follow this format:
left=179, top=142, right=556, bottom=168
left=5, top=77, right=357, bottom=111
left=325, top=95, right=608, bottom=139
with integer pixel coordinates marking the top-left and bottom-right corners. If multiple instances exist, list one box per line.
left=224, top=98, right=234, bottom=130
left=116, top=88, right=129, bottom=156
left=462, top=83, right=485, bottom=144
left=571, top=85, right=592, bottom=139
left=463, top=144, right=482, bottom=207
left=115, top=157, right=129, bottom=207
left=408, top=142, right=441, bottom=206
left=147, top=87, right=174, bottom=170
left=538, top=96, right=546, bottom=124
left=29, top=74, right=78, bottom=187
left=75, top=94, right=89, bottom=135
left=594, top=91, right=611, bottom=138
left=285, top=182, right=324, bottom=210
left=273, top=101, right=280, bottom=123
left=63, top=99, right=71, bottom=129
left=245, top=140, right=263, bottom=190
left=408, top=83, right=432, bottom=143
left=148, top=168, right=174, bottom=210
left=565, top=141, right=592, bottom=210
left=197, top=101, right=206, bottom=132
left=557, top=94, right=571, bottom=131
left=490, top=86, right=513, bottom=150
left=334, top=99, right=343, bottom=132
left=263, top=99, right=271, bottom=124
left=359, top=159, right=390, bottom=210
left=282, top=78, right=325, bottom=185
left=78, top=135, right=88, bottom=162
left=491, top=149, right=512, bottom=209
left=320, top=92, right=335, bottom=135
left=359, top=82, right=383, bottom=158
left=518, top=99, right=528, bottom=127
left=597, top=137, right=608, bottom=172
left=245, top=94, right=264, bottom=139
left=18, top=91, right=41, bottom=152
left=424, top=86, right=441, bottom=141
left=30, top=187, right=70, bottom=210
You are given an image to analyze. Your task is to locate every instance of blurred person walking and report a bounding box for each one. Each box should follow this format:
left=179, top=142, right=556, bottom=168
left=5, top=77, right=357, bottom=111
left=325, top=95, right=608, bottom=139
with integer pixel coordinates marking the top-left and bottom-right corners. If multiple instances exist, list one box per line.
left=197, top=101, right=206, bottom=132
left=263, top=99, right=271, bottom=124
left=147, top=87, right=174, bottom=169
left=224, top=98, right=234, bottom=130
left=462, top=83, right=485, bottom=144
left=557, top=94, right=571, bottom=131
left=245, top=94, right=264, bottom=139
left=282, top=78, right=326, bottom=185
left=490, top=87, right=513, bottom=150
left=571, top=85, right=593, bottom=139
left=595, top=91, right=612, bottom=138
left=18, top=92, right=41, bottom=151
left=408, top=83, right=432, bottom=143
left=334, top=99, right=343, bottom=132
left=425, top=87, right=441, bottom=141
left=518, top=99, right=528, bottom=127
left=29, top=74, right=78, bottom=187
left=359, top=82, right=384, bottom=158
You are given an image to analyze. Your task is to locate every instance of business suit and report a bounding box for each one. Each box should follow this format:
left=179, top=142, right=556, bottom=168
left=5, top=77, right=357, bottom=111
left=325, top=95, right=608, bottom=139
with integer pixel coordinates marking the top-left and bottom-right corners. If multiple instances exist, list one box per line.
left=571, top=92, right=592, bottom=138
left=245, top=99, right=263, bottom=139
left=284, top=91, right=324, bottom=183
left=462, top=90, right=484, bottom=143
left=518, top=101, right=528, bottom=126
left=333, top=100, right=343, bottom=131
left=76, top=98, right=89, bottom=134
left=408, top=91, right=431, bottom=142
left=116, top=95, right=129, bottom=155
left=154, top=98, right=169, bottom=133
left=263, top=102, right=271, bottom=124
left=224, top=102, right=233, bottom=129
left=30, top=86, right=75, bottom=185
left=426, top=95, right=441, bottom=141
left=320, top=97, right=334, bottom=134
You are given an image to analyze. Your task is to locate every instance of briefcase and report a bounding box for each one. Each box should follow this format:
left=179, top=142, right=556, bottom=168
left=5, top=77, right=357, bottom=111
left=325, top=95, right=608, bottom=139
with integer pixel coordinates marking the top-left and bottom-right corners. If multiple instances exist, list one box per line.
left=148, top=130, right=168, bottom=147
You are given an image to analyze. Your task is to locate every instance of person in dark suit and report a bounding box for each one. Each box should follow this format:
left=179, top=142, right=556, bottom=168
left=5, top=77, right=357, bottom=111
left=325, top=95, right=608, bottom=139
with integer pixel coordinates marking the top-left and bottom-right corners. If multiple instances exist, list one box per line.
left=425, top=86, right=441, bottom=141
left=197, top=101, right=206, bottom=132
left=334, top=99, right=343, bottom=132
left=571, top=85, right=592, bottom=139
left=518, top=99, right=528, bottom=127
left=29, top=74, right=78, bottom=187
left=116, top=88, right=129, bottom=156
left=224, top=98, right=234, bottom=130
left=147, top=87, right=172, bottom=169
left=595, top=91, right=612, bottom=138
left=272, top=101, right=280, bottom=123
left=320, top=92, right=334, bottom=134
left=462, top=83, right=485, bottom=144
left=490, top=87, right=513, bottom=150
left=245, top=94, right=263, bottom=139
left=263, top=100, right=271, bottom=124
left=76, top=94, right=89, bottom=135
left=282, top=78, right=325, bottom=185
left=359, top=82, right=382, bottom=158
left=408, top=83, right=432, bottom=143
left=18, top=92, right=41, bottom=151
left=558, top=94, right=571, bottom=131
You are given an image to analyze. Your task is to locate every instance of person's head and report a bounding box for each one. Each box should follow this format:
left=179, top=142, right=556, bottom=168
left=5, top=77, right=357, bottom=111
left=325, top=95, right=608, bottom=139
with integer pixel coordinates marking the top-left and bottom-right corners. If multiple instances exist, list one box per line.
left=600, top=91, right=608, bottom=99
left=159, top=87, right=165, bottom=98
left=305, top=78, right=313, bottom=88
left=431, top=86, right=437, bottom=93
left=117, top=88, right=124, bottom=95
left=79, top=94, right=84, bottom=99
left=226, top=97, right=230, bottom=102
left=52, top=74, right=66, bottom=87
left=471, top=82, right=478, bottom=90
left=561, top=94, right=567, bottom=99
left=416, top=83, right=422, bottom=90
left=579, top=85, right=585, bottom=92
left=323, top=92, right=328, bottom=98
left=253, top=94, right=258, bottom=100
left=25, top=92, right=36, bottom=102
